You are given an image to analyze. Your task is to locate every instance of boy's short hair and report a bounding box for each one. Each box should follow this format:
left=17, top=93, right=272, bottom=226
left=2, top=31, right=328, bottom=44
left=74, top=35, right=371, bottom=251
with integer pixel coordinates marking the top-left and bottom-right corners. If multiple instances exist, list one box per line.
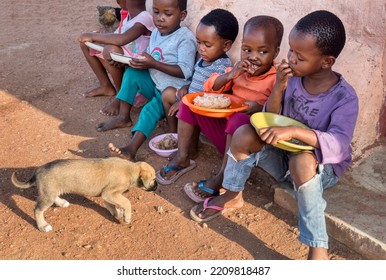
left=178, top=0, right=187, bottom=11
left=244, top=15, right=284, bottom=48
left=294, top=10, right=346, bottom=58
left=200, top=9, right=239, bottom=42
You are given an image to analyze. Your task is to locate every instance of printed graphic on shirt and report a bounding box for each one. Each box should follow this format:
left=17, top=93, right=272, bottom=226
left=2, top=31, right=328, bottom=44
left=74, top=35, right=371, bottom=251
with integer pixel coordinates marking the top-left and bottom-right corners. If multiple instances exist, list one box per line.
left=286, top=88, right=319, bottom=127
left=292, top=95, right=319, bottom=117
left=151, top=47, right=163, bottom=61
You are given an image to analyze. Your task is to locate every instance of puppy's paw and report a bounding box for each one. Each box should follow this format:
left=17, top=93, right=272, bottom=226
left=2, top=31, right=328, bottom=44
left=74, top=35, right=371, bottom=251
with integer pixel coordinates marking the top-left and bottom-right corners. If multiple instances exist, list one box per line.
left=38, top=224, right=53, bottom=232
left=62, top=200, right=70, bottom=208
left=123, top=213, right=131, bottom=224
left=115, top=208, right=124, bottom=218
left=55, top=197, right=70, bottom=208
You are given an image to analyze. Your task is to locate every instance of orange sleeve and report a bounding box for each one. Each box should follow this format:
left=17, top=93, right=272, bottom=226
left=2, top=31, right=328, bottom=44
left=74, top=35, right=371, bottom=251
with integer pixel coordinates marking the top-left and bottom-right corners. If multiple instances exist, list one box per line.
left=203, top=67, right=234, bottom=93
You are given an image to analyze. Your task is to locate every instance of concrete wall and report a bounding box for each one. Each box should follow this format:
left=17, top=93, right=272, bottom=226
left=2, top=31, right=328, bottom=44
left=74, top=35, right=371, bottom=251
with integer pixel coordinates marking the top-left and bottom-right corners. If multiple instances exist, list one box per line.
left=147, top=0, right=386, bottom=162
left=381, top=42, right=386, bottom=137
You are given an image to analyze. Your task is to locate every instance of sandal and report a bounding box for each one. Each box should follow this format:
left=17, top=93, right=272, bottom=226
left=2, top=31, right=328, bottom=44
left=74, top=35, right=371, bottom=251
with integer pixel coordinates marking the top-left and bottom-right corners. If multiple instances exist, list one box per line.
left=190, top=197, right=236, bottom=223
left=184, top=180, right=219, bottom=203
left=155, top=160, right=196, bottom=185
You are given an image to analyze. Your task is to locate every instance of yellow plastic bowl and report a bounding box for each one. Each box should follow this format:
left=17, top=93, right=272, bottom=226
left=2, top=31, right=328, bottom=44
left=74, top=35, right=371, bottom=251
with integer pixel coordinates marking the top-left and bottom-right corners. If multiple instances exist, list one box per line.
left=250, top=112, right=314, bottom=152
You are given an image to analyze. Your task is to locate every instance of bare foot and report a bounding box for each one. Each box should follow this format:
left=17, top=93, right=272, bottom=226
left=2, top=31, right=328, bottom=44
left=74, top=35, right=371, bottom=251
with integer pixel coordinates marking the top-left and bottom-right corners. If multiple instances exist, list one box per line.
left=108, top=143, right=135, bottom=161
left=84, top=86, right=116, bottom=97
left=100, top=98, right=120, bottom=116
left=96, top=116, right=132, bottom=132
left=160, top=155, right=191, bottom=180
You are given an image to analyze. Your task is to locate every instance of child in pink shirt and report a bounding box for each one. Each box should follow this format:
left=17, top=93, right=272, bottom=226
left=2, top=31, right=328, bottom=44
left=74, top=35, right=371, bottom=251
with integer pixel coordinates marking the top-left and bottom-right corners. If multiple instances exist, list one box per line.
left=79, top=0, right=154, bottom=114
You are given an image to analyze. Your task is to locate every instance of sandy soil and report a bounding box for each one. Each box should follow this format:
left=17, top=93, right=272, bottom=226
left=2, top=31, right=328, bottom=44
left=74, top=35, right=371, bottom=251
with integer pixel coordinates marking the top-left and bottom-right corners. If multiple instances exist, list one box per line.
left=0, top=0, right=363, bottom=260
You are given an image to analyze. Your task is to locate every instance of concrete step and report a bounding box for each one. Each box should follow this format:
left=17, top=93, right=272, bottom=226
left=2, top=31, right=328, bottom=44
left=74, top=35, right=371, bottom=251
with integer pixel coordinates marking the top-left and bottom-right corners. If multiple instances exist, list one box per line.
left=274, top=178, right=386, bottom=259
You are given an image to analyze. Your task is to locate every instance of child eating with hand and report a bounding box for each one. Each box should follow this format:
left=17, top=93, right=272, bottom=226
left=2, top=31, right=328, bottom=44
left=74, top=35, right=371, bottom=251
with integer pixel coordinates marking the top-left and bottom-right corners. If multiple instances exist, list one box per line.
left=190, top=10, right=359, bottom=260
left=156, top=15, right=284, bottom=191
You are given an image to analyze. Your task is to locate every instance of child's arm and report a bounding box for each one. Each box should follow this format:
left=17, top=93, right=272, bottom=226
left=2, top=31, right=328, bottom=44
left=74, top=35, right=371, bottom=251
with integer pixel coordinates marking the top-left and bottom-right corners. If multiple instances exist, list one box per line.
left=258, top=126, right=319, bottom=148
left=261, top=90, right=358, bottom=161
left=203, top=71, right=232, bottom=93
left=204, top=60, right=251, bottom=92
left=176, top=84, right=189, bottom=100
left=129, top=31, right=197, bottom=79
left=164, top=84, right=189, bottom=117
left=129, top=53, right=185, bottom=78
left=265, top=59, right=293, bottom=113
left=260, top=60, right=317, bottom=147
left=79, top=22, right=149, bottom=46
left=242, top=101, right=263, bottom=115
left=312, top=94, right=358, bottom=164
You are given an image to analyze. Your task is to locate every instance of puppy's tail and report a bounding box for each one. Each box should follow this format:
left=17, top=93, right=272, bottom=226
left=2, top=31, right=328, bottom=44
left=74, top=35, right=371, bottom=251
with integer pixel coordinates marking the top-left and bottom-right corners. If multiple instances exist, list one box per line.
left=11, top=172, right=35, bottom=189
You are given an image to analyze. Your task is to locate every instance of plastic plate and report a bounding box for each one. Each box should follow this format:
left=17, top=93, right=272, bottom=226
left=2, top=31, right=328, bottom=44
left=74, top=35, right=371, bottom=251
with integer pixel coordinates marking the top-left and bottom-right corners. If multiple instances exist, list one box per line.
left=182, top=92, right=248, bottom=118
left=250, top=112, right=314, bottom=152
left=110, top=52, right=145, bottom=64
left=84, top=41, right=104, bottom=52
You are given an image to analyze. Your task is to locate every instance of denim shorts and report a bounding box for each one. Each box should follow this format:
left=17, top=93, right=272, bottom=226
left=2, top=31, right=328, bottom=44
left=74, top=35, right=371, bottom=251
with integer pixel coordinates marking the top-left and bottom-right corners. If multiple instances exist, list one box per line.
left=222, top=145, right=339, bottom=248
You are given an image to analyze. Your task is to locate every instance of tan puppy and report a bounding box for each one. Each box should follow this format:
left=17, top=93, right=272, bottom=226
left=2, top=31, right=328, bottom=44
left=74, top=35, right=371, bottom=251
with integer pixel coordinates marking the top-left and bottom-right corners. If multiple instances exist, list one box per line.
left=11, top=157, right=157, bottom=232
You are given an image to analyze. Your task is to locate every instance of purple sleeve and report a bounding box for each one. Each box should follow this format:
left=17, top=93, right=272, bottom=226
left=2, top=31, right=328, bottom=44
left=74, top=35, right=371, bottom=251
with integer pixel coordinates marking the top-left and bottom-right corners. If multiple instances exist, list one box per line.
left=313, top=89, right=358, bottom=165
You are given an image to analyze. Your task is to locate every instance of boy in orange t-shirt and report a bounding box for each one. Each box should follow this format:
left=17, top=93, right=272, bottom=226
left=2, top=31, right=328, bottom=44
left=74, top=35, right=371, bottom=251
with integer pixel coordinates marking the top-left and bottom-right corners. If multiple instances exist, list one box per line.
left=156, top=16, right=284, bottom=199
left=203, top=64, right=276, bottom=109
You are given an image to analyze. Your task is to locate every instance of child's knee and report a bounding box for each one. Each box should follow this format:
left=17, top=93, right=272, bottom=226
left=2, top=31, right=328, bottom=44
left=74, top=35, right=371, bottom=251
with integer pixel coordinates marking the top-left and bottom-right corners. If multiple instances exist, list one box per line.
left=289, top=152, right=318, bottom=186
left=162, top=87, right=177, bottom=103
left=232, top=124, right=261, bottom=152
left=161, top=95, right=173, bottom=106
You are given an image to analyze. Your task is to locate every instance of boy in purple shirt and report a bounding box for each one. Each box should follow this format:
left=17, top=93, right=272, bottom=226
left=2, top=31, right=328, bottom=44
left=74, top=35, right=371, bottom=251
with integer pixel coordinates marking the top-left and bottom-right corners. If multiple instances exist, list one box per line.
left=189, top=10, right=359, bottom=260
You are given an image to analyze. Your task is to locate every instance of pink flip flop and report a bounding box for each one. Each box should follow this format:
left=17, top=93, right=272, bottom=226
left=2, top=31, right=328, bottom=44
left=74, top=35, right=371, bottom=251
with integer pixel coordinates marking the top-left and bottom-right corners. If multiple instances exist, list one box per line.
left=190, top=197, right=236, bottom=223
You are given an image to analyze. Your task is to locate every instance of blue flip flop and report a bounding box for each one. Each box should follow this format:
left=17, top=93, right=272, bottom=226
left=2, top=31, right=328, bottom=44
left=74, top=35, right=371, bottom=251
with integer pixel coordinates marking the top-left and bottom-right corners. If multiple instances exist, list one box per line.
left=155, top=160, right=196, bottom=185
left=184, top=180, right=220, bottom=203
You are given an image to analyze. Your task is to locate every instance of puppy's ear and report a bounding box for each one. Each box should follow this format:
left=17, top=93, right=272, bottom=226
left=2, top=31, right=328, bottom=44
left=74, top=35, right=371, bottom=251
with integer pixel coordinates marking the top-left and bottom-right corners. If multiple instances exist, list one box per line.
left=138, top=162, right=155, bottom=181
left=138, top=162, right=157, bottom=191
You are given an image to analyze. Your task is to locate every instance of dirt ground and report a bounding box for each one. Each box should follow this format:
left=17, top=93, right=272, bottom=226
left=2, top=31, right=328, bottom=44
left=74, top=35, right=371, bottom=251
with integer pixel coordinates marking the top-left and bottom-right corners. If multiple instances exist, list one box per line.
left=0, top=0, right=363, bottom=260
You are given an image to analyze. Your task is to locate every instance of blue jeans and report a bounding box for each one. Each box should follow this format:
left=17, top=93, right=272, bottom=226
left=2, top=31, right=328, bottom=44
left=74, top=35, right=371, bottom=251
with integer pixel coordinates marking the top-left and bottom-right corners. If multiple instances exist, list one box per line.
left=222, top=146, right=338, bottom=248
